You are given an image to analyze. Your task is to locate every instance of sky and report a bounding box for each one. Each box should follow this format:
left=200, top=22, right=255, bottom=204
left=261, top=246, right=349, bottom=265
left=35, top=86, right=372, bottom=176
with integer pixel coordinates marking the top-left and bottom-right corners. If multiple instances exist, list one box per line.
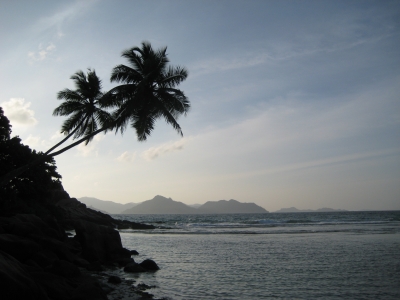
left=1, top=0, right=399, bottom=211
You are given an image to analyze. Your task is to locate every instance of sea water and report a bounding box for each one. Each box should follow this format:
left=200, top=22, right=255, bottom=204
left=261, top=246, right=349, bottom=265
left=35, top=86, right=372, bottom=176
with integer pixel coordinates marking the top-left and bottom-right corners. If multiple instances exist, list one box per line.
left=113, top=211, right=400, bottom=299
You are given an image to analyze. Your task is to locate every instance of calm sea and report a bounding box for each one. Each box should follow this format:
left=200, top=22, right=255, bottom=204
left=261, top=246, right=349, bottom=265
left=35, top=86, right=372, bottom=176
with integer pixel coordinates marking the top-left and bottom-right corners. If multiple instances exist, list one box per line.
left=113, top=211, right=400, bottom=299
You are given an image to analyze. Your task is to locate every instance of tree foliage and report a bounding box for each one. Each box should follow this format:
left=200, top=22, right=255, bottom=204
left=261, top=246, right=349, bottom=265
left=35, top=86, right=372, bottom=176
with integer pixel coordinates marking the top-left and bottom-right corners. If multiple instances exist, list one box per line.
left=0, top=41, right=190, bottom=188
left=107, top=41, right=190, bottom=141
left=0, top=107, right=62, bottom=212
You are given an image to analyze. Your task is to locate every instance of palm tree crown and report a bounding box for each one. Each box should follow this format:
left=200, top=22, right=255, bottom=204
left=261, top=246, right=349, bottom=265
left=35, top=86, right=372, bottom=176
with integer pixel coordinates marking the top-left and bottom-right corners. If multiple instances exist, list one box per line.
left=0, top=42, right=190, bottom=188
left=53, top=69, right=112, bottom=146
left=106, top=41, right=190, bottom=141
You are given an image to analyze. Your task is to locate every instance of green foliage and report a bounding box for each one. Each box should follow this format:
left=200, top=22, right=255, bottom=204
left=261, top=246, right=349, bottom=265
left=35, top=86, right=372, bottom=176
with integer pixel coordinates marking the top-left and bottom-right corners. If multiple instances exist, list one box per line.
left=0, top=107, right=62, bottom=213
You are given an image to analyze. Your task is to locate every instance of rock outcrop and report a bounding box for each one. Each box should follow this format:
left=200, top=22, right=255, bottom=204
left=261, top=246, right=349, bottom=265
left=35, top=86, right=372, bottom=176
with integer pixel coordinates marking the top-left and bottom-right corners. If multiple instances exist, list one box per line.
left=0, top=186, right=158, bottom=300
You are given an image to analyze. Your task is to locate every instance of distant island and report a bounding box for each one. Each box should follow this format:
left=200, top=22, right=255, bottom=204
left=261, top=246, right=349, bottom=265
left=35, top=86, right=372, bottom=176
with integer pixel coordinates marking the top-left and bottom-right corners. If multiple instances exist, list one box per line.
left=274, top=207, right=348, bottom=213
left=79, top=195, right=268, bottom=214
left=78, top=197, right=139, bottom=214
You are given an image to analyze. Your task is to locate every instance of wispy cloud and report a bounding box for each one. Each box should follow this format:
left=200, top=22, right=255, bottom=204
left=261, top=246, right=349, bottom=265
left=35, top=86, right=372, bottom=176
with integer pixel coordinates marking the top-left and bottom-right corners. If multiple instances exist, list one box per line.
left=117, top=151, right=137, bottom=163
left=28, top=43, right=56, bottom=61
left=191, top=8, right=397, bottom=78
left=32, top=0, right=98, bottom=35
left=1, top=98, right=37, bottom=127
left=142, top=139, right=188, bottom=161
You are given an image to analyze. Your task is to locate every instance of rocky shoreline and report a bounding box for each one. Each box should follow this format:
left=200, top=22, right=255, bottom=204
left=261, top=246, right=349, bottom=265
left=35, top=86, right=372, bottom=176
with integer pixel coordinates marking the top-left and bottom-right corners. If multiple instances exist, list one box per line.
left=0, top=187, right=164, bottom=300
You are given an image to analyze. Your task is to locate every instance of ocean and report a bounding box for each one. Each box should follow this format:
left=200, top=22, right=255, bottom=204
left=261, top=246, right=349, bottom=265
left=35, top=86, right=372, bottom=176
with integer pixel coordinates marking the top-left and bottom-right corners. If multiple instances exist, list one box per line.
left=113, top=211, right=400, bottom=299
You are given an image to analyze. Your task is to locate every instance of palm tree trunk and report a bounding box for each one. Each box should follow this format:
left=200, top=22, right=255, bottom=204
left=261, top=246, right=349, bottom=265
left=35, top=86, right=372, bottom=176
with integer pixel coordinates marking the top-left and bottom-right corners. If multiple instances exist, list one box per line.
left=0, top=126, right=108, bottom=188
left=44, top=117, right=88, bottom=155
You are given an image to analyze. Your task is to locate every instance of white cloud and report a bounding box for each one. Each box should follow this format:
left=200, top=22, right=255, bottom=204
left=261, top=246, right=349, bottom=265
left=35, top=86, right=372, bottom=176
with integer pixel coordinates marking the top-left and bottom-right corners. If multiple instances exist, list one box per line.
left=50, top=131, right=64, bottom=141
left=28, top=43, right=56, bottom=61
left=22, top=134, right=53, bottom=151
left=1, top=98, right=37, bottom=127
left=23, top=135, right=41, bottom=148
left=117, top=151, right=137, bottom=163
left=76, top=134, right=104, bottom=157
left=142, top=139, right=188, bottom=161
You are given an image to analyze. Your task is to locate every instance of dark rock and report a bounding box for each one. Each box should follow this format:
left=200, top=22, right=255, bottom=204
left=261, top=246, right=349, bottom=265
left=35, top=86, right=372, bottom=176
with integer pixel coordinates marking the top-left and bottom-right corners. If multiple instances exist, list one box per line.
left=31, top=249, right=59, bottom=268
left=86, top=261, right=104, bottom=271
left=55, top=197, right=117, bottom=228
left=29, top=269, right=73, bottom=300
left=0, top=250, right=49, bottom=300
left=108, top=275, right=122, bottom=284
left=0, top=234, right=41, bottom=262
left=130, top=249, right=139, bottom=255
left=51, top=259, right=81, bottom=278
left=139, top=259, right=160, bottom=271
left=0, top=214, right=65, bottom=240
left=31, top=234, right=77, bottom=262
left=72, top=256, right=90, bottom=268
left=117, top=256, right=135, bottom=267
left=70, top=274, right=108, bottom=300
left=117, top=221, right=130, bottom=229
left=124, top=262, right=146, bottom=273
left=74, top=220, right=130, bottom=263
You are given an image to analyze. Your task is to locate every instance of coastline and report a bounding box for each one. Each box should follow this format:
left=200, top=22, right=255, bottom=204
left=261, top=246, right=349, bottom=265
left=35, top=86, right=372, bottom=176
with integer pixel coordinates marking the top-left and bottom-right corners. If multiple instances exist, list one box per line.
left=0, top=186, right=165, bottom=300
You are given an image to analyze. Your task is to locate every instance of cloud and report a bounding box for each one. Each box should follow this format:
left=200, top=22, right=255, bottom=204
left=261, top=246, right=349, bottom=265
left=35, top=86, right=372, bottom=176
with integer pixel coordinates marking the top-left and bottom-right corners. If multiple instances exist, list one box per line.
left=190, top=8, right=397, bottom=78
left=50, top=131, right=64, bottom=141
left=22, top=134, right=53, bottom=151
left=28, top=43, right=56, bottom=61
left=23, top=135, right=41, bottom=148
left=117, top=151, right=137, bottom=163
left=76, top=134, right=104, bottom=157
left=142, top=139, right=188, bottom=161
left=1, top=98, right=37, bottom=127
left=30, top=0, right=99, bottom=41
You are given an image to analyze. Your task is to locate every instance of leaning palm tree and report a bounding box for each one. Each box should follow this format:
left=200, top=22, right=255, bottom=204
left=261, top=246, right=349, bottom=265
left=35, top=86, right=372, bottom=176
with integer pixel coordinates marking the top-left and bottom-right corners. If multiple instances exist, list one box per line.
left=46, top=69, right=113, bottom=154
left=104, top=41, right=190, bottom=141
left=0, top=42, right=190, bottom=188
left=0, top=69, right=112, bottom=187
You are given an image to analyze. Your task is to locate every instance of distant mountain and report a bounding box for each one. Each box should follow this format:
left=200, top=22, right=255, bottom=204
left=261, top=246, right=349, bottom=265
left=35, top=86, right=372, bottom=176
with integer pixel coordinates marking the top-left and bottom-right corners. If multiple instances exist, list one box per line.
left=87, top=205, right=109, bottom=214
left=121, top=196, right=268, bottom=214
left=121, top=195, right=198, bottom=214
left=78, top=197, right=139, bottom=214
left=197, top=199, right=268, bottom=214
left=274, top=207, right=347, bottom=213
left=188, top=204, right=203, bottom=208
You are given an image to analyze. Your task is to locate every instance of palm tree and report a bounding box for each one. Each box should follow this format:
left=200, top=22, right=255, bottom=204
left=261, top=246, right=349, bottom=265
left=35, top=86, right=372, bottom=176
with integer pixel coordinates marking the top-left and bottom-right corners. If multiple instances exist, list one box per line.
left=0, top=41, right=190, bottom=188
left=105, top=41, right=190, bottom=141
left=0, top=69, right=112, bottom=187
left=46, top=69, right=113, bottom=154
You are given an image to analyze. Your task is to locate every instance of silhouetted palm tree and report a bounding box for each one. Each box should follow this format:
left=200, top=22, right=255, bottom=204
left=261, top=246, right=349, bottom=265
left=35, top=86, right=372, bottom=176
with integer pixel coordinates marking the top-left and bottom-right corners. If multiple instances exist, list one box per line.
left=105, top=41, right=190, bottom=141
left=46, top=69, right=112, bottom=154
left=0, top=42, right=190, bottom=188
left=0, top=69, right=112, bottom=187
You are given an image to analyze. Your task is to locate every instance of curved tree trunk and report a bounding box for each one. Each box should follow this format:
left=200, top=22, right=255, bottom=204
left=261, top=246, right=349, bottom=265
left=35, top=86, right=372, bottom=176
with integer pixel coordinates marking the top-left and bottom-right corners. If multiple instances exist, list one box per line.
left=44, top=116, right=88, bottom=155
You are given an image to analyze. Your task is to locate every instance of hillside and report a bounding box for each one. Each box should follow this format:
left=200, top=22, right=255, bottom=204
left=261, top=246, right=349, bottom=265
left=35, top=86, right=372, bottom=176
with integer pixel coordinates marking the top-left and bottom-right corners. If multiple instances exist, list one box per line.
left=78, top=197, right=139, bottom=214
left=121, top=196, right=268, bottom=214
left=121, top=195, right=199, bottom=214
left=197, top=199, right=268, bottom=214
